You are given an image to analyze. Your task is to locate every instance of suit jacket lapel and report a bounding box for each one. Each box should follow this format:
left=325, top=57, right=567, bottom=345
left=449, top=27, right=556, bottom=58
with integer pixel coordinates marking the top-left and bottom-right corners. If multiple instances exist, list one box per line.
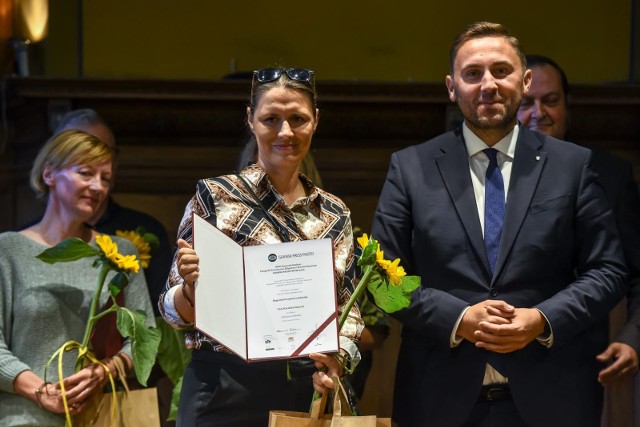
left=494, top=128, right=546, bottom=281
left=435, top=133, right=490, bottom=276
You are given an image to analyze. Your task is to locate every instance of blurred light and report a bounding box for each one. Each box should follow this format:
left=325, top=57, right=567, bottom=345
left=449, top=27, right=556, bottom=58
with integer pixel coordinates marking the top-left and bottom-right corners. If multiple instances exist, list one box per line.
left=0, top=0, right=13, bottom=39
left=15, top=0, right=48, bottom=42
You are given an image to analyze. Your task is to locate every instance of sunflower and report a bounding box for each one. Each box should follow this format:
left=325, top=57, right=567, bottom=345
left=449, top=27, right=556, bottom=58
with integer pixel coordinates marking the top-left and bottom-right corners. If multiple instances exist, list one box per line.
left=115, top=254, right=140, bottom=273
left=96, top=234, right=119, bottom=264
left=381, top=258, right=406, bottom=285
left=96, top=234, right=140, bottom=273
left=116, top=230, right=152, bottom=269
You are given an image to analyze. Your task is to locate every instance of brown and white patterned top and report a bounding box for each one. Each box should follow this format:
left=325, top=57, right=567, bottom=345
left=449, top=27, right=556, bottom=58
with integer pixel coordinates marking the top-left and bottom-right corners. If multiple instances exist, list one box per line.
left=160, top=165, right=363, bottom=360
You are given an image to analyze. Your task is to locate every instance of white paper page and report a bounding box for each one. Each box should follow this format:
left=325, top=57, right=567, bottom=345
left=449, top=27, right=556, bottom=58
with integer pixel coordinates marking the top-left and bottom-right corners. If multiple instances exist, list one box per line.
left=243, top=238, right=339, bottom=360
left=192, top=214, right=247, bottom=359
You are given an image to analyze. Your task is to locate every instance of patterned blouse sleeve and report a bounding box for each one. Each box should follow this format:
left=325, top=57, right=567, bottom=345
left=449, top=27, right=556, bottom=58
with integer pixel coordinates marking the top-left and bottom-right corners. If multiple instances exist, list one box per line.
left=159, top=180, right=214, bottom=328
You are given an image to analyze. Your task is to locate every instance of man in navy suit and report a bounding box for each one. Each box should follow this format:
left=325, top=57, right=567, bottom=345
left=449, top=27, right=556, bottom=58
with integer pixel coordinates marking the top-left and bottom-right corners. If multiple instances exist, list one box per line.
left=371, top=22, right=628, bottom=427
left=517, top=55, right=640, bottom=426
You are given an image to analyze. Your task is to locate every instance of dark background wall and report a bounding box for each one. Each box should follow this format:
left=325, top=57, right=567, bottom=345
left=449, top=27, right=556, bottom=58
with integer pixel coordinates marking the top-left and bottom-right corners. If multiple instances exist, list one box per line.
left=23, top=0, right=640, bottom=83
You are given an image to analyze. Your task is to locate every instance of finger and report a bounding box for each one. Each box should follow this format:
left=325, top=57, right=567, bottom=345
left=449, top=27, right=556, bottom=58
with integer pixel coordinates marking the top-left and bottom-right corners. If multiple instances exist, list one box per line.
left=66, top=388, right=90, bottom=407
left=316, top=370, right=334, bottom=388
left=599, top=360, right=624, bottom=378
left=177, top=238, right=192, bottom=250
left=598, top=368, right=624, bottom=386
left=473, top=331, right=513, bottom=347
left=484, top=300, right=515, bottom=312
left=177, top=255, right=199, bottom=271
left=311, top=370, right=334, bottom=393
left=180, top=269, right=199, bottom=283
left=308, top=352, right=332, bottom=365
left=475, top=341, right=520, bottom=353
left=477, top=321, right=518, bottom=335
left=485, top=314, right=513, bottom=325
left=596, top=346, right=617, bottom=362
left=70, top=399, right=88, bottom=415
left=474, top=329, right=529, bottom=349
left=177, top=249, right=197, bottom=259
left=68, top=385, right=91, bottom=401
left=179, top=267, right=200, bottom=283
left=485, top=306, right=516, bottom=319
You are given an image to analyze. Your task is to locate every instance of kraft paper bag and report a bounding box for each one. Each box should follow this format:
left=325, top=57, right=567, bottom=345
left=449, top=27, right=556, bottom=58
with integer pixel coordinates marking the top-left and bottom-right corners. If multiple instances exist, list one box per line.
left=268, top=377, right=392, bottom=427
left=74, top=387, right=160, bottom=427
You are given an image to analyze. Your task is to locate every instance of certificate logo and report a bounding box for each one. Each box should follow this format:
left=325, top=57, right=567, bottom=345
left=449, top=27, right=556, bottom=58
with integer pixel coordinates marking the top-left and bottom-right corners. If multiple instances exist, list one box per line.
left=268, top=254, right=277, bottom=262
left=264, top=335, right=274, bottom=351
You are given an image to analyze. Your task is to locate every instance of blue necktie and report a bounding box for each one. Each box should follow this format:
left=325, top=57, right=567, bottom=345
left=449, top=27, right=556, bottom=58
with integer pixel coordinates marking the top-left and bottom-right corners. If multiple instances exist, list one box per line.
left=484, top=148, right=507, bottom=376
left=484, top=148, right=504, bottom=275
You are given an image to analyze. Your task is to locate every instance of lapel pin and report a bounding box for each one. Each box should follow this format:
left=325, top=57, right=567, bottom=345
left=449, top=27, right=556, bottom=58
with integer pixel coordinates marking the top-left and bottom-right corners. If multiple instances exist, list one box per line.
left=535, top=155, right=540, bottom=161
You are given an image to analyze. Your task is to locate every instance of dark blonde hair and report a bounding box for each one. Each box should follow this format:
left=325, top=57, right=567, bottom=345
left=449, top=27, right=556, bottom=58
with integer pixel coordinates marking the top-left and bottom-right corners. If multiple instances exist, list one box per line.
left=30, top=129, right=114, bottom=199
left=449, top=22, right=527, bottom=75
left=242, top=69, right=319, bottom=177
left=248, top=70, right=317, bottom=117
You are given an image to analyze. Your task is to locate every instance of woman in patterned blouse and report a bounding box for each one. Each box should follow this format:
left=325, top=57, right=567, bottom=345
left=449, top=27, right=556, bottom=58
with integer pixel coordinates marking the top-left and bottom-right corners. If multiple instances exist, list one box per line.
left=159, top=68, right=364, bottom=426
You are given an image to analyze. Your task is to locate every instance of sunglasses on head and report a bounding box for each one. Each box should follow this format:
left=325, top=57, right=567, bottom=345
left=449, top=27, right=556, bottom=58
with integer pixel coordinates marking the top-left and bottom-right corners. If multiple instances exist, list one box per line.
left=253, top=68, right=315, bottom=84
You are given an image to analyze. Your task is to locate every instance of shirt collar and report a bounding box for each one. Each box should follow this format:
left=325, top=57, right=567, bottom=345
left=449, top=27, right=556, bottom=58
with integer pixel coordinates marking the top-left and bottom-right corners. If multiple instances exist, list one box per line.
left=462, top=122, right=519, bottom=159
left=241, top=164, right=322, bottom=206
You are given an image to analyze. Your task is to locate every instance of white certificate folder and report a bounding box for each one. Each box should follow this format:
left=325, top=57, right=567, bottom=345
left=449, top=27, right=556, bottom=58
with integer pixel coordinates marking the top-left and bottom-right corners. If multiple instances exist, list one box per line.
left=192, top=214, right=340, bottom=362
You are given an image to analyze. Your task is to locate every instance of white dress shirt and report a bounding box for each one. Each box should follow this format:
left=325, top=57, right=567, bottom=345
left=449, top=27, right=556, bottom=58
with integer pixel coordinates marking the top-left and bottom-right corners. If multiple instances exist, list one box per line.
left=449, top=123, right=553, bottom=385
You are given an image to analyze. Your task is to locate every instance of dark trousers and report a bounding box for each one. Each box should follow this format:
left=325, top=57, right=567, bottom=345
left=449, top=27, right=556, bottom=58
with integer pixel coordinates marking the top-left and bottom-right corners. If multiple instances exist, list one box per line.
left=177, top=349, right=315, bottom=427
left=461, top=397, right=528, bottom=427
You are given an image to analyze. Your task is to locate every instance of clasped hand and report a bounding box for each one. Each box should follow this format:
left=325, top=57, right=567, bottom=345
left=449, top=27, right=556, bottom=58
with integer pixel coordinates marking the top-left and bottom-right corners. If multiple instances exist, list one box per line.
left=38, top=363, right=108, bottom=414
left=458, top=300, right=546, bottom=353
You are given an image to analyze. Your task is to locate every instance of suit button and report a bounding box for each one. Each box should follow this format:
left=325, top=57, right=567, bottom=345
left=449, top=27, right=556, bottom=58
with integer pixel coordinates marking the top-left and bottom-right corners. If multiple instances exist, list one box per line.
left=490, top=288, right=498, bottom=297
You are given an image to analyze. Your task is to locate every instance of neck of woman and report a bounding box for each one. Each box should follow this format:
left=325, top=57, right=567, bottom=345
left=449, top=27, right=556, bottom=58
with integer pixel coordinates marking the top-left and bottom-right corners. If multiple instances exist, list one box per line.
left=263, top=166, right=306, bottom=207
left=29, top=205, right=95, bottom=246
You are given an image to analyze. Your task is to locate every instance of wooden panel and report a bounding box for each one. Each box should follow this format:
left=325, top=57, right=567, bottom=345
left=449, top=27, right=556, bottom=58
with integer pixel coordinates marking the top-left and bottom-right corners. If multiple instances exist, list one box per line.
left=2, top=77, right=640, bottom=420
left=3, top=77, right=640, bottom=235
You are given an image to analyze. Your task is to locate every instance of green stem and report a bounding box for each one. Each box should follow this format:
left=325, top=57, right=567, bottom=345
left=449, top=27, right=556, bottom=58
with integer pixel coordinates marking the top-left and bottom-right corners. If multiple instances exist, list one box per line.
left=80, top=262, right=110, bottom=351
left=310, top=266, right=376, bottom=409
left=90, top=304, right=118, bottom=323
left=338, top=267, right=375, bottom=329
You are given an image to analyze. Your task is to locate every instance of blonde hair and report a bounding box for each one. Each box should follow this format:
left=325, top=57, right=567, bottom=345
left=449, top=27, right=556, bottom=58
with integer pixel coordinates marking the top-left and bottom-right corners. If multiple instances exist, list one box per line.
left=30, top=129, right=114, bottom=199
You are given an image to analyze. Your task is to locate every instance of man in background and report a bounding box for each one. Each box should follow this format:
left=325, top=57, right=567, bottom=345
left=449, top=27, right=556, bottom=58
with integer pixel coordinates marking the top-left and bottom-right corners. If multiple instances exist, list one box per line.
left=518, top=55, right=640, bottom=426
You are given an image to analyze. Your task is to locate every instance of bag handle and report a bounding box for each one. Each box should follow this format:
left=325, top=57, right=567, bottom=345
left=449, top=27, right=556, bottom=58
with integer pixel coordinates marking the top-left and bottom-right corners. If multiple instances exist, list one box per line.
left=331, top=376, right=354, bottom=418
left=309, top=378, right=354, bottom=420
left=112, top=354, right=130, bottom=393
left=310, top=388, right=329, bottom=419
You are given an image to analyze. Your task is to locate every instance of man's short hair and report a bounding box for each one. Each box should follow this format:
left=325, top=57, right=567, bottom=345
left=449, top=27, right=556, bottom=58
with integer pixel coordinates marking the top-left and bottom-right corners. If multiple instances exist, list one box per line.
left=526, top=54, right=571, bottom=99
left=449, top=21, right=527, bottom=75
left=54, top=108, right=115, bottom=149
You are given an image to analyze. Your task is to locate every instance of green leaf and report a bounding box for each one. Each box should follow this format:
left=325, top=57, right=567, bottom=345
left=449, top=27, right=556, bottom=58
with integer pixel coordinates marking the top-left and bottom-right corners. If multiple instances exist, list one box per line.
left=168, top=375, right=184, bottom=421
left=155, top=319, right=191, bottom=385
left=154, top=319, right=191, bottom=421
left=367, top=273, right=421, bottom=314
left=136, top=226, right=160, bottom=249
left=357, top=239, right=378, bottom=268
left=144, top=233, right=160, bottom=249
left=108, top=272, right=130, bottom=298
left=36, top=238, right=98, bottom=263
left=116, top=308, right=161, bottom=386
